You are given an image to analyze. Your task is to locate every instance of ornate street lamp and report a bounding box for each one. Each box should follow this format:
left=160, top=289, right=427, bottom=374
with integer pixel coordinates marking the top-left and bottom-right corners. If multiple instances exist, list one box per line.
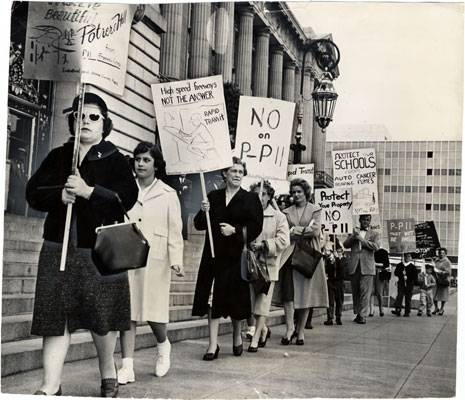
left=309, top=39, right=340, bottom=132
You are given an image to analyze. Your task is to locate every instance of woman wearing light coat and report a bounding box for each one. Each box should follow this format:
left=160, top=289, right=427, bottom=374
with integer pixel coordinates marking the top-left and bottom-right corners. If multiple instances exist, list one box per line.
left=248, top=181, right=290, bottom=352
left=118, top=142, right=184, bottom=384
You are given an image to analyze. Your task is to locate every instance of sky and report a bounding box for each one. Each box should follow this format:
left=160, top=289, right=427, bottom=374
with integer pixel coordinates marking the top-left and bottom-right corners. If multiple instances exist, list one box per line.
left=288, top=1, right=464, bottom=141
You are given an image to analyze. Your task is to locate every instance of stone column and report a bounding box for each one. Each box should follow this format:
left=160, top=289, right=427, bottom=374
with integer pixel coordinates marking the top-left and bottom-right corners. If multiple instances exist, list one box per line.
left=312, top=119, right=325, bottom=172
left=235, top=7, right=254, bottom=95
left=268, top=46, right=284, bottom=99
left=189, top=3, right=211, bottom=78
left=253, top=28, right=270, bottom=97
left=294, top=66, right=302, bottom=102
left=160, top=4, right=184, bottom=80
left=214, top=2, right=234, bottom=82
left=282, top=61, right=296, bottom=102
left=301, top=63, right=314, bottom=162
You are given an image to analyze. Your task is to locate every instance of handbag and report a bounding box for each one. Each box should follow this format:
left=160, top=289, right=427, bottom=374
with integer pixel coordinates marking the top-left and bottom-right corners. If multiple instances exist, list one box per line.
left=435, top=273, right=450, bottom=287
left=291, top=227, right=324, bottom=279
left=240, top=228, right=271, bottom=295
left=378, top=268, right=392, bottom=281
left=92, top=193, right=150, bottom=276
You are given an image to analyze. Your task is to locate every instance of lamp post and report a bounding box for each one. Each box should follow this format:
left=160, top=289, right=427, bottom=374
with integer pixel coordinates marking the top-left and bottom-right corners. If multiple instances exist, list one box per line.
left=290, top=116, right=306, bottom=164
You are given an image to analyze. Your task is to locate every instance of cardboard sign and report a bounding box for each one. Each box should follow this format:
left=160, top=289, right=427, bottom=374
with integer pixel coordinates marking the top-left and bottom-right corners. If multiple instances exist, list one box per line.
left=315, top=188, right=353, bottom=235
left=151, top=75, right=232, bottom=175
left=235, top=96, right=295, bottom=179
left=242, top=163, right=314, bottom=197
left=24, top=2, right=133, bottom=95
left=414, top=221, right=441, bottom=258
left=332, top=148, right=379, bottom=215
left=387, top=218, right=416, bottom=253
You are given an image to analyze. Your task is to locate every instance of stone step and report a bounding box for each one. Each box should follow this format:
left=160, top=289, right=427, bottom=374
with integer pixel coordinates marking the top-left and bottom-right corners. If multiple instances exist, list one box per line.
left=171, top=271, right=197, bottom=281
left=2, top=294, right=35, bottom=316
left=3, top=239, right=43, bottom=252
left=0, top=309, right=285, bottom=377
left=2, top=277, right=36, bottom=295
left=3, top=262, right=38, bottom=278
left=3, top=250, right=40, bottom=264
left=170, top=281, right=196, bottom=293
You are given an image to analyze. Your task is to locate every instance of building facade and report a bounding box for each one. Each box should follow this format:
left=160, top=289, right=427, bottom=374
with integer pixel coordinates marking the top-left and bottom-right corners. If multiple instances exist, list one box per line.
left=325, top=140, right=462, bottom=260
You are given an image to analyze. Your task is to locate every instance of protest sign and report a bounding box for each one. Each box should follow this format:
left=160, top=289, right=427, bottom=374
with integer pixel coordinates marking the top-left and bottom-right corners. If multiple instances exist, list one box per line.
left=314, top=188, right=353, bottom=235
left=332, top=148, right=378, bottom=215
left=151, top=75, right=232, bottom=175
left=242, top=163, right=314, bottom=196
left=414, top=221, right=440, bottom=258
left=387, top=218, right=416, bottom=253
left=235, top=96, right=295, bottom=179
left=24, top=2, right=133, bottom=95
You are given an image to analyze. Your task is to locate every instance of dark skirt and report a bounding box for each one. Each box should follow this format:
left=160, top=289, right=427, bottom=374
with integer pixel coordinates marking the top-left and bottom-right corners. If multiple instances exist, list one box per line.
left=273, top=254, right=294, bottom=306
left=31, top=240, right=130, bottom=336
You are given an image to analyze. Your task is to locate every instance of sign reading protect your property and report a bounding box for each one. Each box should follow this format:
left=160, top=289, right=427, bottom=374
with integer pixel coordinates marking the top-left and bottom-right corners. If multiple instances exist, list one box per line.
left=24, top=2, right=133, bottom=95
left=332, top=148, right=379, bottom=215
left=235, top=96, right=295, bottom=179
left=151, top=75, right=232, bottom=175
left=387, top=218, right=417, bottom=253
left=314, top=188, right=353, bottom=234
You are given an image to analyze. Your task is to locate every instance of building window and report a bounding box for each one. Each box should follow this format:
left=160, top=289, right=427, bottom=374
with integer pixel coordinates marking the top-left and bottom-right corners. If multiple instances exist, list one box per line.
left=434, top=169, right=440, bottom=176
left=427, top=151, right=433, bottom=158
left=456, top=187, right=461, bottom=194
left=433, top=204, right=439, bottom=211
left=441, top=187, right=447, bottom=193
left=456, top=169, right=461, bottom=176
left=449, top=169, right=455, bottom=176
left=426, top=186, right=432, bottom=193
left=384, top=168, right=391, bottom=175
left=398, top=186, right=404, bottom=192
left=441, top=169, right=447, bottom=175
left=391, top=185, right=397, bottom=192
left=448, top=187, right=455, bottom=193
left=426, top=204, right=432, bottom=210
left=427, top=169, right=432, bottom=175
left=405, top=186, right=411, bottom=193
left=384, top=186, right=391, bottom=192
left=418, top=186, right=425, bottom=193
left=440, top=204, right=447, bottom=211
left=434, top=186, right=440, bottom=193
left=412, top=186, right=418, bottom=192
left=448, top=204, right=455, bottom=211
left=455, top=204, right=461, bottom=211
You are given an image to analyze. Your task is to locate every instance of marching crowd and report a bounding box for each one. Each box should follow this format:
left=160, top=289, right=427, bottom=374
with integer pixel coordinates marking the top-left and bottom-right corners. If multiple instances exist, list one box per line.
left=25, top=93, right=452, bottom=397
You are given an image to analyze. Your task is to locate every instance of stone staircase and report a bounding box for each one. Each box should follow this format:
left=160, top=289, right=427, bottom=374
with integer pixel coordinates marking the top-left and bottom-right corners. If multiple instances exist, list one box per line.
left=1, top=214, right=286, bottom=377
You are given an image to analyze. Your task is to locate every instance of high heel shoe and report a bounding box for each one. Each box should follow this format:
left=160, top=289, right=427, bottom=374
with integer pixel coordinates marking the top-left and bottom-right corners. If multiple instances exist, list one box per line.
left=258, top=327, right=271, bottom=348
left=34, top=386, right=62, bottom=396
left=233, top=342, right=243, bottom=356
left=247, top=344, right=258, bottom=353
left=203, top=345, right=220, bottom=361
left=438, top=310, right=444, bottom=316
left=281, top=331, right=296, bottom=345
left=296, top=339, right=304, bottom=346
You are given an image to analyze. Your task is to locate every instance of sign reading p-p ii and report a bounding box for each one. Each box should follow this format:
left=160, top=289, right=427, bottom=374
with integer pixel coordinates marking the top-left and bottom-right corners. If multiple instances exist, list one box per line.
left=235, top=96, right=295, bottom=179
left=387, top=218, right=416, bottom=253
left=314, top=188, right=353, bottom=234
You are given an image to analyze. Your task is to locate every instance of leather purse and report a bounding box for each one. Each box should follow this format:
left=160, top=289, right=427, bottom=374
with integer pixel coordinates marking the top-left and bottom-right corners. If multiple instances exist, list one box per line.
left=240, top=227, right=260, bottom=282
left=92, top=193, right=150, bottom=276
left=291, top=228, right=323, bottom=279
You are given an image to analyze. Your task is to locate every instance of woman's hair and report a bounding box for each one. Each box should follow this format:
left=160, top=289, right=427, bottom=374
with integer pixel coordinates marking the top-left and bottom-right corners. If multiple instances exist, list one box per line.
left=277, top=194, right=293, bottom=209
left=133, top=141, right=166, bottom=179
left=438, top=247, right=448, bottom=254
left=249, top=180, right=275, bottom=205
left=289, top=178, right=312, bottom=201
left=67, top=93, right=113, bottom=138
left=221, top=156, right=247, bottom=179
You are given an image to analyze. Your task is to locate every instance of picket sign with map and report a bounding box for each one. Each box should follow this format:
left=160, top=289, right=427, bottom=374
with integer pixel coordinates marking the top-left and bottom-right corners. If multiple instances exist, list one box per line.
left=314, top=188, right=353, bottom=235
left=151, top=75, right=231, bottom=175
left=242, top=163, right=314, bottom=196
left=387, top=218, right=417, bottom=253
left=235, top=96, right=295, bottom=180
left=24, top=2, right=134, bottom=95
left=332, top=148, right=379, bottom=215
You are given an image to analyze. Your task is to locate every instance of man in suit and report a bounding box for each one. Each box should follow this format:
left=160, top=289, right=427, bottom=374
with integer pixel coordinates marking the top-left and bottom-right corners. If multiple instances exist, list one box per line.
left=343, top=214, right=380, bottom=324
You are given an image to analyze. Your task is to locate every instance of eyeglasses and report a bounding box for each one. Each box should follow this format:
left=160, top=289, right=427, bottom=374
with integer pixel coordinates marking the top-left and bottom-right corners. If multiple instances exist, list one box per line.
left=73, top=112, right=102, bottom=122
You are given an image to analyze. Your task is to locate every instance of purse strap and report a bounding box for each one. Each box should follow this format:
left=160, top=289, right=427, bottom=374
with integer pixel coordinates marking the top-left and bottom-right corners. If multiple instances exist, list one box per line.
left=114, top=193, right=130, bottom=221
left=242, top=226, right=247, bottom=250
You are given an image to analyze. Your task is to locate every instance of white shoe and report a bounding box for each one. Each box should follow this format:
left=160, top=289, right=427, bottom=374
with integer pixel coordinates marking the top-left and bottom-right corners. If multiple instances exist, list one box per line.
left=245, top=326, right=256, bottom=340
left=155, top=339, right=171, bottom=377
left=117, top=366, right=135, bottom=385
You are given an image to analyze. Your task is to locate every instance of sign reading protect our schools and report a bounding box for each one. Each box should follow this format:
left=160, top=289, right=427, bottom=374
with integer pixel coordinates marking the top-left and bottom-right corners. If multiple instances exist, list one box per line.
left=151, top=75, right=232, bottom=175
left=24, top=2, right=133, bottom=95
left=332, top=148, right=379, bottom=215
left=314, top=188, right=353, bottom=235
left=414, top=221, right=441, bottom=258
left=387, top=218, right=416, bottom=253
left=235, top=96, right=295, bottom=179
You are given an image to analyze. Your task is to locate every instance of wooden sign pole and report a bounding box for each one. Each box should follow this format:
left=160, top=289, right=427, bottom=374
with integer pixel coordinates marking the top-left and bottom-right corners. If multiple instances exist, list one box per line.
left=200, top=172, right=215, bottom=258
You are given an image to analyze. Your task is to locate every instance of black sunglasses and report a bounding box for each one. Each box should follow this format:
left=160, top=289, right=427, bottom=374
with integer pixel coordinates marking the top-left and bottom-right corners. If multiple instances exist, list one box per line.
left=73, top=111, right=102, bottom=122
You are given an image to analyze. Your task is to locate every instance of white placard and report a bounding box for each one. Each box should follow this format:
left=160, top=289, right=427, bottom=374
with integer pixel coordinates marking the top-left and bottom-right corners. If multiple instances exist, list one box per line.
left=242, top=163, right=314, bottom=197
left=234, top=96, right=295, bottom=179
left=151, top=75, right=232, bottom=175
left=24, top=2, right=133, bottom=95
left=315, top=188, right=353, bottom=235
left=332, top=148, right=379, bottom=215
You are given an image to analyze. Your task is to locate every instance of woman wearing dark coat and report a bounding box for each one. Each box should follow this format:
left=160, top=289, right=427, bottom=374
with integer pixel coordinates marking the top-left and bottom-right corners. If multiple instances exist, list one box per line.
left=192, top=158, right=263, bottom=360
left=26, top=93, right=138, bottom=397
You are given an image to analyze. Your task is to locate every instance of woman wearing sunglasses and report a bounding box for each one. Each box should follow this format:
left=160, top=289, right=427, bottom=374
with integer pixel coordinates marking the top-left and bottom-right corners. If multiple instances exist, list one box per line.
left=26, top=93, right=138, bottom=397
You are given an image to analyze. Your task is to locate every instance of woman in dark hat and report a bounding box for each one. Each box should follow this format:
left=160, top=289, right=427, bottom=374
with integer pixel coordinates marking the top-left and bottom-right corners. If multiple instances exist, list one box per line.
left=26, top=92, right=138, bottom=397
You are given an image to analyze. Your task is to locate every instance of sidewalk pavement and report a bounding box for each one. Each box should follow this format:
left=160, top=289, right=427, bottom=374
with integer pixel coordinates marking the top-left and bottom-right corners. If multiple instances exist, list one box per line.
left=2, top=293, right=457, bottom=398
